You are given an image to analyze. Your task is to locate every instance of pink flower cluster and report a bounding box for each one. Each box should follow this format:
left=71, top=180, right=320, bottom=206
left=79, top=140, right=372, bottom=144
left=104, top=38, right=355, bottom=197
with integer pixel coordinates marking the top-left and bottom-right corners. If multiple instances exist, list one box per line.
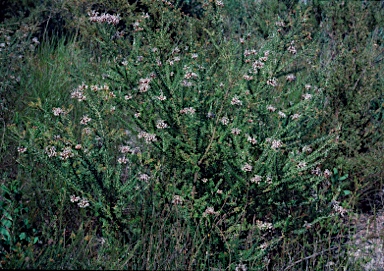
left=59, top=147, right=74, bottom=160
left=244, top=49, right=257, bottom=57
left=231, top=96, right=242, bottom=106
left=172, top=195, right=184, bottom=205
left=247, top=136, right=257, bottom=145
left=71, top=83, right=88, bottom=101
left=271, top=139, right=283, bottom=149
left=139, top=78, right=151, bottom=93
left=242, top=163, right=253, bottom=172
left=180, top=107, right=196, bottom=115
left=184, top=71, right=198, bottom=79
left=250, top=175, right=262, bottom=184
left=287, top=41, right=297, bottom=54
left=52, top=107, right=66, bottom=116
left=203, top=207, right=218, bottom=216
left=88, top=11, right=120, bottom=25
left=267, top=77, right=278, bottom=87
left=138, top=131, right=157, bottom=143
left=80, top=115, right=92, bottom=125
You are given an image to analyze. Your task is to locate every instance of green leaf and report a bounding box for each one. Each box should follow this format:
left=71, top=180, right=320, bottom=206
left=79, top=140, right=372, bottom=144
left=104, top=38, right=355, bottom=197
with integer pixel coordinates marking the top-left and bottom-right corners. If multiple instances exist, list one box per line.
left=19, top=232, right=26, bottom=240
left=0, top=227, right=11, bottom=242
left=339, top=174, right=349, bottom=181
left=3, top=211, right=12, bottom=221
left=2, top=219, right=12, bottom=228
left=343, top=190, right=351, bottom=195
left=1, top=184, right=11, bottom=196
left=33, top=237, right=39, bottom=244
left=333, top=168, right=338, bottom=175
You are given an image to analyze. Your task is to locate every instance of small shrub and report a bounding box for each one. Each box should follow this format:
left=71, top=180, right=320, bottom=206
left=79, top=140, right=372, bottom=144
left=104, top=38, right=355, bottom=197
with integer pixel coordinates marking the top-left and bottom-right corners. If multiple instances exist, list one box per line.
left=10, top=2, right=346, bottom=269
left=3, top=0, right=383, bottom=270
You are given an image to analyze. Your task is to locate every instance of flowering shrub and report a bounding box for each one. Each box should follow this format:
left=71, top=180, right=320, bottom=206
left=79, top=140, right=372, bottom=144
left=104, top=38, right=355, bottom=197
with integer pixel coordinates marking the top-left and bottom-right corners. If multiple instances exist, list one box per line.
left=5, top=0, right=383, bottom=270
left=12, top=1, right=342, bottom=268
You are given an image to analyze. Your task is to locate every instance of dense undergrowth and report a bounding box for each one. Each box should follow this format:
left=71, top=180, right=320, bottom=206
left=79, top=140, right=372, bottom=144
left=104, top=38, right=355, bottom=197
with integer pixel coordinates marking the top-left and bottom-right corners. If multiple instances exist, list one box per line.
left=1, top=0, right=383, bottom=270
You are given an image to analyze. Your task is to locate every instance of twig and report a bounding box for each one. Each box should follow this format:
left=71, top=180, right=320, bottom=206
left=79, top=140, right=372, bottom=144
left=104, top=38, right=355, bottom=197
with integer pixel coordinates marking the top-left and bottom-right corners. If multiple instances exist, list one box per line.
left=0, top=118, right=5, bottom=152
left=283, top=246, right=338, bottom=271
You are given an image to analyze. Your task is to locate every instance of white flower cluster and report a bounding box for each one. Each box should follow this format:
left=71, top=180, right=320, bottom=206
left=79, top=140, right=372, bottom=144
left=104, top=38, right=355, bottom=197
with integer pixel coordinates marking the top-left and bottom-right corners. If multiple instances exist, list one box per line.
left=172, top=46, right=180, bottom=54
left=88, top=10, right=120, bottom=25
left=242, top=163, right=253, bottom=172
left=180, top=107, right=196, bottom=115
left=235, top=263, right=247, bottom=271
left=220, top=117, right=229, bottom=125
left=323, top=169, right=332, bottom=178
left=243, top=74, right=253, bottom=81
left=45, top=146, right=57, bottom=157
left=287, top=41, right=297, bottom=54
left=286, top=74, right=296, bottom=82
left=139, top=78, right=151, bottom=93
left=252, top=60, right=264, bottom=70
left=231, top=96, right=243, bottom=105
left=157, top=92, right=167, bottom=101
left=138, top=131, right=157, bottom=143
left=267, top=105, right=276, bottom=112
left=70, top=195, right=90, bottom=208
left=250, top=175, right=262, bottom=184
left=17, top=146, right=27, bottom=153
left=90, top=84, right=109, bottom=92
left=203, top=207, right=218, bottom=216
left=247, top=136, right=257, bottom=145
left=59, top=147, right=74, bottom=160
left=182, top=80, right=193, bottom=87
left=260, top=50, right=269, bottom=62
left=231, top=128, right=241, bottom=135
left=271, top=139, right=283, bottom=149
left=302, top=93, right=312, bottom=100
left=215, top=0, right=224, bottom=7
left=291, top=113, right=301, bottom=120
left=302, top=145, right=313, bottom=153
left=52, top=107, right=66, bottom=116
left=71, top=83, right=88, bottom=101
left=267, top=77, right=278, bottom=87
left=138, top=173, right=150, bottom=181
left=80, top=115, right=92, bottom=125
left=184, top=71, right=198, bottom=79
left=297, top=161, right=307, bottom=169
left=278, top=111, right=287, bottom=118
left=244, top=49, right=257, bottom=57
left=119, top=145, right=131, bottom=154
left=332, top=201, right=348, bottom=217
left=132, top=21, right=143, bottom=32
left=311, top=167, right=322, bottom=176
left=256, top=220, right=273, bottom=231
left=172, top=195, right=184, bottom=205
left=156, top=119, right=168, bottom=129
left=118, top=157, right=128, bottom=164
